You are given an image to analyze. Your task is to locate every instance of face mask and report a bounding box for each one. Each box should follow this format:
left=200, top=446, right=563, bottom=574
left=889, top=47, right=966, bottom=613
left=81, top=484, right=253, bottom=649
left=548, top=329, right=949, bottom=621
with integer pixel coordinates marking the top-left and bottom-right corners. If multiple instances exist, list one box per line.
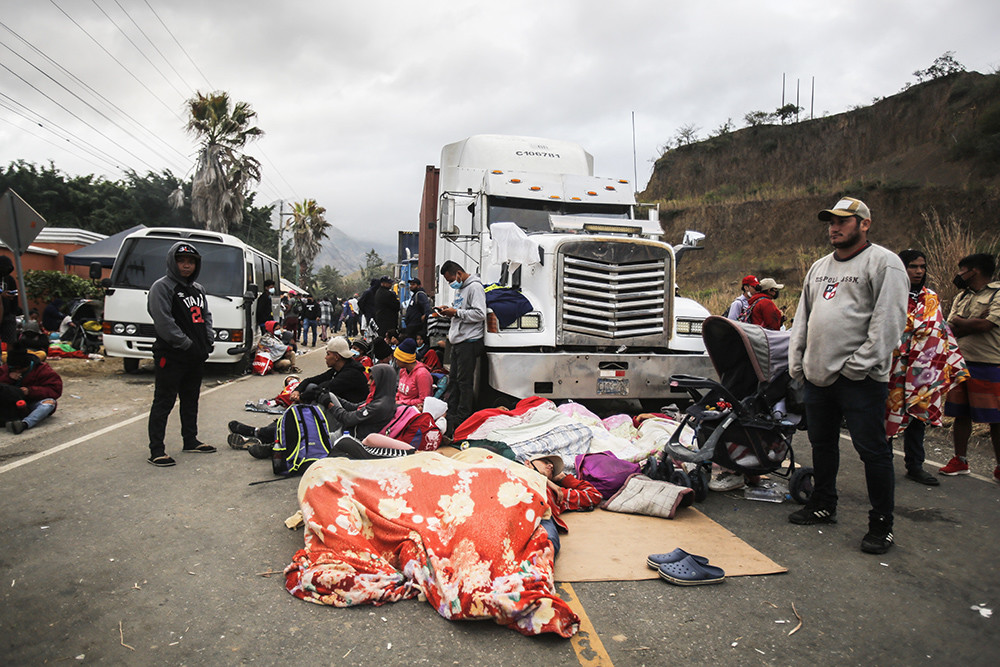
left=450, top=280, right=462, bottom=290
left=952, top=273, right=970, bottom=290
left=268, top=288, right=275, bottom=294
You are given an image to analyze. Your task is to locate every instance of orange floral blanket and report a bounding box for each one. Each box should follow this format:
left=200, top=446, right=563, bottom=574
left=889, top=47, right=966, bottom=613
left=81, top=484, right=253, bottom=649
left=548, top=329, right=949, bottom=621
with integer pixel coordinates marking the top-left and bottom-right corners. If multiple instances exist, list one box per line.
left=284, top=449, right=580, bottom=637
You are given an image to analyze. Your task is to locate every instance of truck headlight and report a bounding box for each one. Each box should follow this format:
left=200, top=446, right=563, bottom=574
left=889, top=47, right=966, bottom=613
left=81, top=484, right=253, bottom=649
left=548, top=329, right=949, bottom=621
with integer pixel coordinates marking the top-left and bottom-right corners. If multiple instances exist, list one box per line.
left=217, top=329, right=231, bottom=342
left=125, top=324, right=138, bottom=335
left=112, top=323, right=125, bottom=334
left=676, top=319, right=703, bottom=335
left=517, top=313, right=541, bottom=330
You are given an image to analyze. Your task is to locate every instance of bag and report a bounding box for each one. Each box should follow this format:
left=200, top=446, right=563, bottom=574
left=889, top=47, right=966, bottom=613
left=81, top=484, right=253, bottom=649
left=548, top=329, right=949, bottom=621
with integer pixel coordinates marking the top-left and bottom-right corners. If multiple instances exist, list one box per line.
left=251, top=351, right=273, bottom=376
left=737, top=300, right=758, bottom=323
left=574, top=451, right=642, bottom=498
left=383, top=404, right=442, bottom=451
left=273, top=404, right=334, bottom=475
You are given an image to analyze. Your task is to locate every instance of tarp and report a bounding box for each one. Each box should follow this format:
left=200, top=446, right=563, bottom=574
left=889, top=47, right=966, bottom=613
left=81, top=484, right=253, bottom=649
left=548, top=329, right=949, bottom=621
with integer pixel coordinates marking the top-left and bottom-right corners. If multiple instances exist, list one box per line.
left=63, top=224, right=146, bottom=267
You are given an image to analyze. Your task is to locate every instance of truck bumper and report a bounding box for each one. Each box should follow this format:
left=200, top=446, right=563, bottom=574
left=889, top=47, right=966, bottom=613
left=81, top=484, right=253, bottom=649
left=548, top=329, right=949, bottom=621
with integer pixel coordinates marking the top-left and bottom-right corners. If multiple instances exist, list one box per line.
left=486, top=351, right=717, bottom=400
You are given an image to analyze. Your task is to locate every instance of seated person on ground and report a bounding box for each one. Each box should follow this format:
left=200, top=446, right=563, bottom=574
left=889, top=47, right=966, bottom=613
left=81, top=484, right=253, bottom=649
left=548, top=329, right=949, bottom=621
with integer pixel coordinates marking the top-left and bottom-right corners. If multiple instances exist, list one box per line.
left=394, top=338, right=433, bottom=408
left=257, top=321, right=296, bottom=372
left=290, top=336, right=370, bottom=405
left=524, top=454, right=602, bottom=555
left=1, top=344, right=63, bottom=435
left=352, top=339, right=374, bottom=370
left=415, top=332, right=445, bottom=374
left=18, top=321, right=50, bottom=360
left=370, top=337, right=393, bottom=365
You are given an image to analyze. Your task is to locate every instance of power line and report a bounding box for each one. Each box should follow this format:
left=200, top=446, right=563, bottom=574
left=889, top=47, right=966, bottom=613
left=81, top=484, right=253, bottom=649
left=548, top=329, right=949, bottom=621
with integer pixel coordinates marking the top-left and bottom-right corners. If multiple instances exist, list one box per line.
left=112, top=0, right=196, bottom=94
left=0, top=112, right=116, bottom=173
left=142, top=0, right=213, bottom=90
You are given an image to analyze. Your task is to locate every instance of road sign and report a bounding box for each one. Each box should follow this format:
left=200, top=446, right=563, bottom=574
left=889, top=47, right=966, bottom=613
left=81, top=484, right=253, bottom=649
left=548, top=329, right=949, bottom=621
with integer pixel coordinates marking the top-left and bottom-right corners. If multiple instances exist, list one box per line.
left=0, top=189, right=48, bottom=320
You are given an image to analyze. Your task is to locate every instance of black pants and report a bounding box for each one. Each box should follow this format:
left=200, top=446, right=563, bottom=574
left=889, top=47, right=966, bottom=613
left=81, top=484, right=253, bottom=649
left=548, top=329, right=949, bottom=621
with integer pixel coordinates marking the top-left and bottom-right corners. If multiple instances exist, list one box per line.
left=447, top=338, right=484, bottom=436
left=148, top=353, right=204, bottom=455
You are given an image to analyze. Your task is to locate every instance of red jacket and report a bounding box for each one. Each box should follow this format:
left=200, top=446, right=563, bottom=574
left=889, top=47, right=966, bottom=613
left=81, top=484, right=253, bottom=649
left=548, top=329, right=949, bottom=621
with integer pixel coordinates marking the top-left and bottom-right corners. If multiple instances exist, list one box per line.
left=547, top=474, right=603, bottom=532
left=747, top=293, right=783, bottom=330
left=0, top=360, right=63, bottom=415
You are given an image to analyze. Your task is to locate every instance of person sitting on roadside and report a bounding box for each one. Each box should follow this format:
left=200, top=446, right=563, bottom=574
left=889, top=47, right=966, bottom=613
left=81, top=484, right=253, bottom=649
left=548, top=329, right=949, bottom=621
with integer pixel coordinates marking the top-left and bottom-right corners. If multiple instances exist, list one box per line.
left=415, top=332, right=445, bottom=374
left=257, top=321, right=296, bottom=373
left=371, top=337, right=393, bottom=365
left=394, top=338, right=433, bottom=408
left=18, top=321, right=50, bottom=360
left=746, top=278, right=786, bottom=330
left=42, top=298, right=67, bottom=333
left=726, top=275, right=759, bottom=320
left=1, top=343, right=63, bottom=435
left=524, top=454, right=602, bottom=555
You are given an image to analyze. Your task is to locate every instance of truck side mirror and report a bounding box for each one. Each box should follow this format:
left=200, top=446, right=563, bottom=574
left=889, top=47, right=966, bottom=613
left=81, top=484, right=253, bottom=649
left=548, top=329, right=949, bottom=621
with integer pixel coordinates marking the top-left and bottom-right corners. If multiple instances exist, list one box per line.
left=440, top=197, right=456, bottom=236
left=89, top=261, right=103, bottom=280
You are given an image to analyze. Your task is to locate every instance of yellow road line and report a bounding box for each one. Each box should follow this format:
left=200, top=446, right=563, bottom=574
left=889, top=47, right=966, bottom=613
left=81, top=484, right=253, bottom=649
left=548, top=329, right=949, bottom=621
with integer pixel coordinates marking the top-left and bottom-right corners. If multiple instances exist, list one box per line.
left=558, top=582, right=615, bottom=667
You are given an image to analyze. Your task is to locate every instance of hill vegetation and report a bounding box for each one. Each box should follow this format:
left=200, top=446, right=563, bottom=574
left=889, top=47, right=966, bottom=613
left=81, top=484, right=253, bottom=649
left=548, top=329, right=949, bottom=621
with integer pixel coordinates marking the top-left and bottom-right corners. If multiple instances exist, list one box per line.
left=641, top=69, right=1000, bottom=317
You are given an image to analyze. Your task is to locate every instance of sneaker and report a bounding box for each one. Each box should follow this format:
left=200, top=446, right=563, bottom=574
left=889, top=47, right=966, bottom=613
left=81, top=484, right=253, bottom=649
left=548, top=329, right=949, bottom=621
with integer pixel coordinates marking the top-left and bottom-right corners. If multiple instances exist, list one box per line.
left=788, top=504, right=837, bottom=525
left=228, top=433, right=249, bottom=450
left=7, top=420, right=27, bottom=435
left=860, top=515, right=894, bottom=554
left=228, top=420, right=258, bottom=437
left=939, top=456, right=970, bottom=476
left=247, top=440, right=273, bottom=460
left=905, top=468, right=940, bottom=486
left=708, top=471, right=746, bottom=492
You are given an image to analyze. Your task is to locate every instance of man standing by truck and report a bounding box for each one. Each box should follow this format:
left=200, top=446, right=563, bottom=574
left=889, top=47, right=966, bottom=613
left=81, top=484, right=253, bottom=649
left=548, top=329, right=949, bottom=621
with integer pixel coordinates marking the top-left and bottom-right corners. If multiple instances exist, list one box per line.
left=146, top=243, right=216, bottom=466
left=434, top=261, right=486, bottom=437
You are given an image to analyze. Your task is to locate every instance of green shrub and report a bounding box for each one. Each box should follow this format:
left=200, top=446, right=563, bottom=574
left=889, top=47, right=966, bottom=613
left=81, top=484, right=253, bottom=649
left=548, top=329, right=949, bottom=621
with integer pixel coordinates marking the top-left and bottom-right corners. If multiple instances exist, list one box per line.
left=24, top=270, right=103, bottom=303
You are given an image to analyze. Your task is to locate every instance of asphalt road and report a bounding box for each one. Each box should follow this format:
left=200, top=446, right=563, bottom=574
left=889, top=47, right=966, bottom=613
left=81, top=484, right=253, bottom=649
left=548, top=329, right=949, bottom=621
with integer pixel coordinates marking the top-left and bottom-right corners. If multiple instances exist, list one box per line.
left=1, top=348, right=997, bottom=666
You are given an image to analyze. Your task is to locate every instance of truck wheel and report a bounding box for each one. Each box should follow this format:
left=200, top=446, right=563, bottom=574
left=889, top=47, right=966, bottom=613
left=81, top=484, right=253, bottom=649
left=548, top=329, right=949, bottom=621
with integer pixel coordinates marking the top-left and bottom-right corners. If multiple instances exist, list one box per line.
left=123, top=358, right=140, bottom=374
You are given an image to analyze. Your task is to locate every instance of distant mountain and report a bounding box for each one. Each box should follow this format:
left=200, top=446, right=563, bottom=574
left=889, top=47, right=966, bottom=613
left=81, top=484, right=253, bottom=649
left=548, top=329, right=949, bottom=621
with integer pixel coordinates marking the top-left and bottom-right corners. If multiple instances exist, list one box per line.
left=313, top=225, right=397, bottom=275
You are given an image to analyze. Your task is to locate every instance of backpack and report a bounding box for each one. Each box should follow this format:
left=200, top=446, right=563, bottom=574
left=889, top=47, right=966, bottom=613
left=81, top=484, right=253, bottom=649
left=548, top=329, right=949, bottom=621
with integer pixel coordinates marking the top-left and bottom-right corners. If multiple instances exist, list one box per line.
left=383, top=405, right=442, bottom=451
left=737, top=299, right=758, bottom=323
left=273, top=404, right=335, bottom=475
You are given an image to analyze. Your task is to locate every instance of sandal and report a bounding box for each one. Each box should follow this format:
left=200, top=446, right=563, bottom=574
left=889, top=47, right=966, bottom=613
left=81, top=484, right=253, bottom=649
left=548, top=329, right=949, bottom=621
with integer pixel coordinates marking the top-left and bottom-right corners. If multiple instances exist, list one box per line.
left=182, top=444, right=217, bottom=454
left=148, top=455, right=176, bottom=467
left=646, top=548, right=710, bottom=570
left=657, top=555, right=726, bottom=586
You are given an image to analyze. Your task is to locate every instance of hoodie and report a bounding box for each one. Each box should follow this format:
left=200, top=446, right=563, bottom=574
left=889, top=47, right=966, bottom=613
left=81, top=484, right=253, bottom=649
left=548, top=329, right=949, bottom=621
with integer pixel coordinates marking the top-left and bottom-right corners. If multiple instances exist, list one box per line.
left=147, top=241, right=214, bottom=362
left=448, top=274, right=487, bottom=344
left=324, top=363, right=398, bottom=439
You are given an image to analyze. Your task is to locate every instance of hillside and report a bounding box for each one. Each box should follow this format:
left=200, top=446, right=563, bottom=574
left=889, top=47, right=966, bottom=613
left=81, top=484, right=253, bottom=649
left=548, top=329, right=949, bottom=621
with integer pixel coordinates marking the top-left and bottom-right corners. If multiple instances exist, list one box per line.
left=641, top=71, right=1000, bottom=306
left=314, top=225, right=397, bottom=276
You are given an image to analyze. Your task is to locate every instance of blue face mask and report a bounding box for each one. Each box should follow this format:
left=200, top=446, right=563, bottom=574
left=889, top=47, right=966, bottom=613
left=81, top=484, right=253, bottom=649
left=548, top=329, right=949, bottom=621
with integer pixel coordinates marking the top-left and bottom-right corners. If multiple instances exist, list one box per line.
left=449, top=280, right=462, bottom=290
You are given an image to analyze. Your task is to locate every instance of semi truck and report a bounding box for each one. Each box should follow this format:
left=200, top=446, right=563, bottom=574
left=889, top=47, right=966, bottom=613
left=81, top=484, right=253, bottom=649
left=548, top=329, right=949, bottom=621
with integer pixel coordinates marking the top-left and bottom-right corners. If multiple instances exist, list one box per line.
left=418, top=134, right=715, bottom=405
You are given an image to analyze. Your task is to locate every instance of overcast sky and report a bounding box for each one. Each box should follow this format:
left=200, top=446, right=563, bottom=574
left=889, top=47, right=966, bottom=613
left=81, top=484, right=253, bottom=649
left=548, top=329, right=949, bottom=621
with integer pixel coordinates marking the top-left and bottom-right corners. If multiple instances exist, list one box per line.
left=2, top=1, right=998, bottom=247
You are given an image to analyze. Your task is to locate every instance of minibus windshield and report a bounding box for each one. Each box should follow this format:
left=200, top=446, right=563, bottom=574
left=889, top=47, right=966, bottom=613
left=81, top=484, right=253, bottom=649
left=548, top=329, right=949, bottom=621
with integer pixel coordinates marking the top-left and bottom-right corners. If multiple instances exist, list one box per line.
left=110, top=238, right=244, bottom=295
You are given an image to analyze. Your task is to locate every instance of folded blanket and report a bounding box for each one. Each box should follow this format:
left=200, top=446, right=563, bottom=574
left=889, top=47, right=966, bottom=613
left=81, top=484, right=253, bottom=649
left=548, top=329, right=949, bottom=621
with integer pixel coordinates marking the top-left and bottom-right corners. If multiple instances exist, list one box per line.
left=285, top=449, right=579, bottom=637
left=600, top=473, right=692, bottom=519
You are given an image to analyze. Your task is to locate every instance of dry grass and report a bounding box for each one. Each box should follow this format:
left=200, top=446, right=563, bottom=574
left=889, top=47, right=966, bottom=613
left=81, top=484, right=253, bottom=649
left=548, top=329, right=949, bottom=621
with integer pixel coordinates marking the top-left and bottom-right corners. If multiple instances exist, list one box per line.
left=921, top=208, right=1000, bottom=311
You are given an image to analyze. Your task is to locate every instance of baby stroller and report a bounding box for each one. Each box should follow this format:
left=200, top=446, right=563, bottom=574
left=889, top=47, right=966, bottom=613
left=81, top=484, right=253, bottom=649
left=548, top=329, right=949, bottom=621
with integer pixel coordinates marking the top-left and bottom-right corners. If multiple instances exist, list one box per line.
left=649, top=316, right=814, bottom=504
left=61, top=298, right=104, bottom=354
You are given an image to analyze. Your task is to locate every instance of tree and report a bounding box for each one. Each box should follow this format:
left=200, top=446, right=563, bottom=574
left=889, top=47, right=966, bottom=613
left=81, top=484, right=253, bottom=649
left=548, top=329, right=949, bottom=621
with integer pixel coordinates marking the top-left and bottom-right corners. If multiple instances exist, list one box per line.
left=313, top=265, right=344, bottom=297
left=361, top=249, right=388, bottom=281
left=913, top=51, right=965, bottom=83
left=674, top=124, right=701, bottom=147
left=743, top=110, right=776, bottom=127
left=290, top=198, right=330, bottom=284
left=775, top=103, right=803, bottom=124
left=183, top=91, right=263, bottom=233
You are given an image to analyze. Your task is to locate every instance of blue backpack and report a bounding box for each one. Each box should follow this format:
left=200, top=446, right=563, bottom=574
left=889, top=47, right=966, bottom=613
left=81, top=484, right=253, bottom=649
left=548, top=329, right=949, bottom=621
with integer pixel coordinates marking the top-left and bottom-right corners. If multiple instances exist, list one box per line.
left=273, top=404, right=334, bottom=476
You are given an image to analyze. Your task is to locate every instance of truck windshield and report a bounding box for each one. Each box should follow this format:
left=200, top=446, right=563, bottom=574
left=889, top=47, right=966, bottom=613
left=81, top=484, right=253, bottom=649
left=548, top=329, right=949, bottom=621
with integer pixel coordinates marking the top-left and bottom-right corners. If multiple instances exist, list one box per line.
left=488, top=197, right=631, bottom=233
left=110, top=238, right=245, bottom=295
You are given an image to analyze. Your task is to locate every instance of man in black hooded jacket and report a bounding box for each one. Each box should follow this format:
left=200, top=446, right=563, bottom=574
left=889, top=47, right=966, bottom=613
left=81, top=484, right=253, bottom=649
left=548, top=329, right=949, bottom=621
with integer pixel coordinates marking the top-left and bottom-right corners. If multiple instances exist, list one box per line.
left=146, top=242, right=215, bottom=466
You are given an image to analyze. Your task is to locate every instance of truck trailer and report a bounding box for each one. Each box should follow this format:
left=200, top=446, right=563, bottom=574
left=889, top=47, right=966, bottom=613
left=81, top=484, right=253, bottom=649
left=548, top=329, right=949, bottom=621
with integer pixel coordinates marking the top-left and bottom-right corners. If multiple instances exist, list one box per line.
left=420, top=134, right=715, bottom=405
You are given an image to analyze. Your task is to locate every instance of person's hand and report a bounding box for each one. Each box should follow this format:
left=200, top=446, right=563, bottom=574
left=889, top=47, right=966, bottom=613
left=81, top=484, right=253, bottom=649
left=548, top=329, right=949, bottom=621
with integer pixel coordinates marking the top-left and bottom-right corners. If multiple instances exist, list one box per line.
left=21, top=386, right=30, bottom=396
left=546, top=479, right=564, bottom=502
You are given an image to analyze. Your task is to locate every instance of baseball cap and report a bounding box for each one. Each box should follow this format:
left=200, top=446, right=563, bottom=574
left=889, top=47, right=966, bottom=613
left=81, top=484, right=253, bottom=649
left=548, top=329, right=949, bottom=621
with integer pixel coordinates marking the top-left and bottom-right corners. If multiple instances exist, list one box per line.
left=759, top=278, right=784, bottom=291
left=408, top=277, right=421, bottom=286
left=326, top=336, right=358, bottom=358
left=175, top=243, right=199, bottom=256
left=527, top=454, right=564, bottom=477
left=818, top=197, right=871, bottom=222
left=379, top=275, right=391, bottom=283
left=741, top=275, right=759, bottom=288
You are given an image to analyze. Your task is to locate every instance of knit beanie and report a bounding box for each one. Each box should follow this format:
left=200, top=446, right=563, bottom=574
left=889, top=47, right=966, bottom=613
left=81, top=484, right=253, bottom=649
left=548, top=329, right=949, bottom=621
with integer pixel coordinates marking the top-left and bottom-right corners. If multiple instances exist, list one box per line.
left=393, top=338, right=417, bottom=364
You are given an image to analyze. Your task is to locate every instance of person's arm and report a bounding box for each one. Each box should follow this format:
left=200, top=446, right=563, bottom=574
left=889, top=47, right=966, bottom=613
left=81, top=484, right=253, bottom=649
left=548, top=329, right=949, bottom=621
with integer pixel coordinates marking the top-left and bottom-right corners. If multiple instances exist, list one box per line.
left=24, top=366, right=63, bottom=401
left=948, top=289, right=1000, bottom=338
left=458, top=284, right=487, bottom=323
left=841, top=263, right=909, bottom=380
left=788, top=276, right=812, bottom=382
left=763, top=300, right=783, bottom=330
left=555, top=474, right=602, bottom=511
left=147, top=280, right=192, bottom=350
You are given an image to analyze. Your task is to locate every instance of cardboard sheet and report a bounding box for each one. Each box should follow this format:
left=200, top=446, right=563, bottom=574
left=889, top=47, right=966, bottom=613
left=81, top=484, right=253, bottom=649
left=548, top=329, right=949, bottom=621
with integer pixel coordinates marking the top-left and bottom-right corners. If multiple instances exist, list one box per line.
left=554, top=507, right=787, bottom=582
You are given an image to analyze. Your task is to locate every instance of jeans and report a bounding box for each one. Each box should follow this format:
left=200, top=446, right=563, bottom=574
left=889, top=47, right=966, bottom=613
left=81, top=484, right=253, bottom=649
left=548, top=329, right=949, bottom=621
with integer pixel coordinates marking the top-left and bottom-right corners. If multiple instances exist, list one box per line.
left=446, top=338, right=484, bottom=436
left=902, top=418, right=927, bottom=473
left=148, top=354, right=204, bottom=455
left=22, top=398, right=57, bottom=428
left=540, top=517, right=561, bottom=555
left=301, top=319, right=317, bottom=346
left=804, top=376, right=895, bottom=522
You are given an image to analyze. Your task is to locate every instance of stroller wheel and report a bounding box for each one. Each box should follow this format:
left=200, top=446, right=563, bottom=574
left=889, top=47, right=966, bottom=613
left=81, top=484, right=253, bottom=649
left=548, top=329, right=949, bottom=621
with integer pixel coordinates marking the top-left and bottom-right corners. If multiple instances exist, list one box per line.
left=670, top=468, right=696, bottom=507
left=789, top=467, right=815, bottom=504
left=689, top=465, right=710, bottom=503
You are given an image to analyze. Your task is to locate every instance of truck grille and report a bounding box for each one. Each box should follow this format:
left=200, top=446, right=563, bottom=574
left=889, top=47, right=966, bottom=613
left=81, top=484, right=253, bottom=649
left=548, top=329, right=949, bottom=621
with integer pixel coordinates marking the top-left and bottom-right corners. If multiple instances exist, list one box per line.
left=558, top=240, right=670, bottom=344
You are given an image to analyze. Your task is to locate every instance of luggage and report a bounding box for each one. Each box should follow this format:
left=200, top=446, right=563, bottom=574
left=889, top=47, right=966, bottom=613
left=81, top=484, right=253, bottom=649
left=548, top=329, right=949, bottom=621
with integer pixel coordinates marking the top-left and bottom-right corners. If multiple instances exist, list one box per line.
left=575, top=451, right=642, bottom=498
left=273, top=404, right=334, bottom=475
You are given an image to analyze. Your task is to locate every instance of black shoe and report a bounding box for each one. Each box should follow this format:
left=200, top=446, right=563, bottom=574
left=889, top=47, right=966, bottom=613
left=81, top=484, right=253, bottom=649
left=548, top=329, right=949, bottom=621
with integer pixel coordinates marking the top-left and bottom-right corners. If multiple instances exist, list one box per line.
left=8, top=420, right=27, bottom=435
left=861, top=515, right=894, bottom=554
left=247, top=440, right=273, bottom=460
left=788, top=505, right=838, bottom=525
left=228, top=420, right=256, bottom=437
left=905, top=468, right=940, bottom=486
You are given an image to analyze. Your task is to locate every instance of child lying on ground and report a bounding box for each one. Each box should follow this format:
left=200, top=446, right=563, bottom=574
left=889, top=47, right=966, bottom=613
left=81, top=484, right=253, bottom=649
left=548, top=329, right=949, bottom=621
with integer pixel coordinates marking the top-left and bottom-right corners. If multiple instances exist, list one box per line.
left=525, top=454, right=602, bottom=555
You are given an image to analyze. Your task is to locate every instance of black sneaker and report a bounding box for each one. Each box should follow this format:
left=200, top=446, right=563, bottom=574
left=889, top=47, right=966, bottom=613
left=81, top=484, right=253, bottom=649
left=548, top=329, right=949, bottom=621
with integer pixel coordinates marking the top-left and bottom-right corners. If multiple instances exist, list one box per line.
left=905, top=468, right=940, bottom=486
left=861, top=515, right=894, bottom=554
left=228, top=420, right=257, bottom=437
left=788, top=505, right=838, bottom=525
left=247, top=440, right=273, bottom=460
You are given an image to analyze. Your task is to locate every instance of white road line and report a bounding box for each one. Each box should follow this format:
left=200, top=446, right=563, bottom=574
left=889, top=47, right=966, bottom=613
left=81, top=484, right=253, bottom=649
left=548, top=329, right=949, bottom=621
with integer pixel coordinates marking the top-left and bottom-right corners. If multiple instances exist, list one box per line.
left=838, top=432, right=995, bottom=484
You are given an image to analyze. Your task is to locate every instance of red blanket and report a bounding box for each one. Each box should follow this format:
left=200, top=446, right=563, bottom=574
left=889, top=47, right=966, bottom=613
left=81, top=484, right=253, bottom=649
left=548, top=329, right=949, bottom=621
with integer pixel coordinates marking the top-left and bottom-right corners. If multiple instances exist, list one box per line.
left=285, top=449, right=580, bottom=637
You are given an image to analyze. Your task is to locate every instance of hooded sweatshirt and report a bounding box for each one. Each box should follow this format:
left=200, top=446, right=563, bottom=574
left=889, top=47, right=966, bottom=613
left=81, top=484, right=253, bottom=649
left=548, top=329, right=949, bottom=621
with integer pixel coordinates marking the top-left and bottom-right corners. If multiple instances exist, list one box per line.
left=147, top=241, right=214, bottom=362
left=448, top=274, right=487, bottom=344
left=324, top=363, right=398, bottom=439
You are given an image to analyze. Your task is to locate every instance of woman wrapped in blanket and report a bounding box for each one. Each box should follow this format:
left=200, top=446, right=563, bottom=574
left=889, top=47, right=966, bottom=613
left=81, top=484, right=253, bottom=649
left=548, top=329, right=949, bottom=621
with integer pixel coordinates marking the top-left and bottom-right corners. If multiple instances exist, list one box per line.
left=525, top=454, right=602, bottom=555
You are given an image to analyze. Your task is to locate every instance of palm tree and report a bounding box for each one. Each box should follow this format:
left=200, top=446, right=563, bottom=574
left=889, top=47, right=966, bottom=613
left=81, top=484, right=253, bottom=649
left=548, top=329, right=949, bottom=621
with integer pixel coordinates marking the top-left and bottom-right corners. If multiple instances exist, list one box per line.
left=290, top=198, right=331, bottom=284
left=183, top=91, right=263, bottom=233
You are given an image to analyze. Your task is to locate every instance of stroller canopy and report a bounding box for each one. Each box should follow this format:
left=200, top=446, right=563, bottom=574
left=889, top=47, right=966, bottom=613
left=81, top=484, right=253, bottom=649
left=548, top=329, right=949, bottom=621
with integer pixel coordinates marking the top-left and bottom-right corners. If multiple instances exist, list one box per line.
left=701, top=316, right=790, bottom=399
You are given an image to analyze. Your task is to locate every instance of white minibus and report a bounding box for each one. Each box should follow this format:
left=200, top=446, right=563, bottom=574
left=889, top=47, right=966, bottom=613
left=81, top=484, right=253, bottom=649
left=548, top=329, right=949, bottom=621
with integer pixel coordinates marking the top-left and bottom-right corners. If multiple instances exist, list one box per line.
left=101, top=227, right=279, bottom=372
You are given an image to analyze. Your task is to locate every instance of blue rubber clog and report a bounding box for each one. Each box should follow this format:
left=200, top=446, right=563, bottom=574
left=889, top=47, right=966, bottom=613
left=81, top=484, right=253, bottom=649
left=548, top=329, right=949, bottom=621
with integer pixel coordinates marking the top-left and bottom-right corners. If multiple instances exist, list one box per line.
left=646, top=548, right=709, bottom=570
left=657, top=554, right=726, bottom=586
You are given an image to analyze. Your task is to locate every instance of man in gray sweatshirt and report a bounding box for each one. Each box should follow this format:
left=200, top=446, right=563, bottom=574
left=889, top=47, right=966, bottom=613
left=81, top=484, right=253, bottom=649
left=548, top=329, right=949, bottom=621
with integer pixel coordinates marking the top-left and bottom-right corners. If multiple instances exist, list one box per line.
left=787, top=197, right=908, bottom=554
left=434, top=260, right=486, bottom=437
